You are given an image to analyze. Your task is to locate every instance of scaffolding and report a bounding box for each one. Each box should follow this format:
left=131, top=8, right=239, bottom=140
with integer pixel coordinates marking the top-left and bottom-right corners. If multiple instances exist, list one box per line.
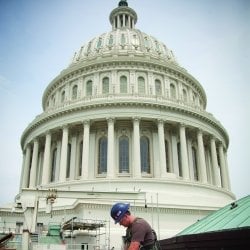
left=61, top=217, right=109, bottom=250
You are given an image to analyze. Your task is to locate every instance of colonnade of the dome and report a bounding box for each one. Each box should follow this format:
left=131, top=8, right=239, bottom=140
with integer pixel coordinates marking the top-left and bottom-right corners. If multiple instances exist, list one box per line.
left=20, top=117, right=230, bottom=193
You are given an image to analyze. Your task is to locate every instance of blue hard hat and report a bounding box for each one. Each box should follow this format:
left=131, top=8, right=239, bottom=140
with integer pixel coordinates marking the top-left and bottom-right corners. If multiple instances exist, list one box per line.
left=110, top=203, right=130, bottom=223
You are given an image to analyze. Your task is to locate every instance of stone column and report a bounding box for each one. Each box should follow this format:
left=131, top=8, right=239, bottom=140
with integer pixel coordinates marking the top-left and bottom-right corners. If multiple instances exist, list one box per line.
left=70, top=135, right=77, bottom=180
left=171, top=133, right=179, bottom=176
left=197, top=130, right=207, bottom=183
left=22, top=145, right=31, bottom=188
left=224, top=151, right=231, bottom=190
left=133, top=118, right=141, bottom=178
left=123, top=14, right=125, bottom=27
left=117, top=16, right=120, bottom=28
left=179, top=124, right=189, bottom=179
left=55, top=140, right=61, bottom=182
left=59, top=126, right=69, bottom=182
left=219, top=143, right=229, bottom=189
left=210, top=137, right=219, bottom=186
left=107, top=118, right=115, bottom=178
left=128, top=16, right=131, bottom=29
left=158, top=120, right=167, bottom=177
left=42, top=132, right=51, bottom=185
left=81, top=120, right=90, bottom=179
left=29, top=139, right=39, bottom=188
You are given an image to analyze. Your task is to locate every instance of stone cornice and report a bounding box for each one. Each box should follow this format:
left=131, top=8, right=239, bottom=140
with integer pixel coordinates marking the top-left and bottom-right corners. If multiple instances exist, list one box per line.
left=21, top=98, right=228, bottom=149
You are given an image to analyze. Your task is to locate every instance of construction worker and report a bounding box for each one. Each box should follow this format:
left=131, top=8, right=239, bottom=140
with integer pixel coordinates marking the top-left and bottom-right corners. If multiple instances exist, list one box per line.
left=110, top=202, right=161, bottom=250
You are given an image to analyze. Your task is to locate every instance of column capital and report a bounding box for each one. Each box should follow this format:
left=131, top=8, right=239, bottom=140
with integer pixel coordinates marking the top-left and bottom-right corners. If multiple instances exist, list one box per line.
left=61, top=124, right=69, bottom=130
left=82, top=119, right=90, bottom=126
left=157, top=119, right=165, bottom=125
left=179, top=123, right=186, bottom=128
left=33, top=137, right=39, bottom=143
left=132, top=116, right=141, bottom=122
left=209, top=135, right=217, bottom=142
left=106, top=117, right=115, bottom=123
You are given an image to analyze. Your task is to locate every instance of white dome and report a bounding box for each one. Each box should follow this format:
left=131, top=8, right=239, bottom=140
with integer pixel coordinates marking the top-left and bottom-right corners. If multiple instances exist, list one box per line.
left=70, top=2, right=178, bottom=66
left=70, top=29, right=178, bottom=66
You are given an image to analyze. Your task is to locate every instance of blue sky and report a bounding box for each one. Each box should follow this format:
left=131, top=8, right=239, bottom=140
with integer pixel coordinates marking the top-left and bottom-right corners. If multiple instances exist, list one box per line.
left=0, top=0, right=249, bottom=205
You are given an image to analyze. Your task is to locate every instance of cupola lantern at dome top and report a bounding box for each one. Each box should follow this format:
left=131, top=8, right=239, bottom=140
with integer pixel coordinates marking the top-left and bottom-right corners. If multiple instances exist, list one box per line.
left=110, top=0, right=137, bottom=30
left=118, top=0, right=128, bottom=7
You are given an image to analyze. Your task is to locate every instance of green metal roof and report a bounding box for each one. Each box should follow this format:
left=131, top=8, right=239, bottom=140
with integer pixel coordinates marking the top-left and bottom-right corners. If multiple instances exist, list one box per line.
left=178, top=195, right=250, bottom=235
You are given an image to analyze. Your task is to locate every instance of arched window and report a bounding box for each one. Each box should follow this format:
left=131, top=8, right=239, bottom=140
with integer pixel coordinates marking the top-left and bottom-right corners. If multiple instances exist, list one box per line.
left=177, top=142, right=182, bottom=177
left=72, top=85, right=78, bottom=100
left=51, top=148, right=57, bottom=182
left=96, top=37, right=102, bottom=48
left=138, top=77, right=145, bottom=94
left=132, top=34, right=139, bottom=46
left=52, top=95, right=55, bottom=106
left=140, top=136, right=150, bottom=174
left=144, top=37, right=150, bottom=49
left=108, top=35, right=114, bottom=46
left=155, top=79, right=162, bottom=95
left=87, top=42, right=92, bottom=54
left=61, top=90, right=65, bottom=103
left=78, top=141, right=83, bottom=177
left=120, top=76, right=127, bottom=93
left=183, top=89, right=187, bottom=102
left=102, top=77, right=109, bottom=94
left=98, top=137, right=107, bottom=174
left=165, top=140, right=170, bottom=172
left=170, top=83, right=176, bottom=99
left=119, top=136, right=129, bottom=173
left=192, top=146, right=199, bottom=181
left=155, top=41, right=160, bottom=52
left=121, top=34, right=126, bottom=45
left=86, top=80, right=93, bottom=96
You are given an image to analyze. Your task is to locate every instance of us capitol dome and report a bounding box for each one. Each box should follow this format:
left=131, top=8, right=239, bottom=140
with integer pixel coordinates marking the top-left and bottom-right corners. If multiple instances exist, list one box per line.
left=1, top=0, right=235, bottom=248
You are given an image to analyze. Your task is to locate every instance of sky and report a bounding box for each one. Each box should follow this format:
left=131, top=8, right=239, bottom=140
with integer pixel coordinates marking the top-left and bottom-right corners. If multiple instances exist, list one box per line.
left=0, top=0, right=249, bottom=205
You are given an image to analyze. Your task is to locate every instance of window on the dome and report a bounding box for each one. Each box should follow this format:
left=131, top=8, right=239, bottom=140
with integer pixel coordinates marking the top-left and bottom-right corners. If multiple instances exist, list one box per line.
left=97, top=38, right=102, bottom=49
left=108, top=35, right=114, bottom=45
left=87, top=42, right=92, bottom=54
left=72, top=85, right=78, bottom=100
left=120, top=76, right=127, bottom=93
left=155, top=41, right=159, bottom=50
left=86, top=80, right=93, bottom=96
left=102, top=77, right=109, bottom=94
left=138, top=77, right=145, bottom=94
left=170, top=83, right=176, bottom=99
left=52, top=95, right=55, bottom=106
left=155, top=79, right=162, bottom=95
left=119, top=136, right=129, bottom=173
left=140, top=136, right=150, bottom=174
left=192, top=93, right=197, bottom=104
left=61, top=90, right=65, bottom=103
left=132, top=34, right=139, bottom=46
left=192, top=146, right=199, bottom=181
left=144, top=37, right=150, bottom=49
left=121, top=34, right=126, bottom=45
left=183, top=89, right=187, bottom=102
left=98, top=137, right=107, bottom=174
